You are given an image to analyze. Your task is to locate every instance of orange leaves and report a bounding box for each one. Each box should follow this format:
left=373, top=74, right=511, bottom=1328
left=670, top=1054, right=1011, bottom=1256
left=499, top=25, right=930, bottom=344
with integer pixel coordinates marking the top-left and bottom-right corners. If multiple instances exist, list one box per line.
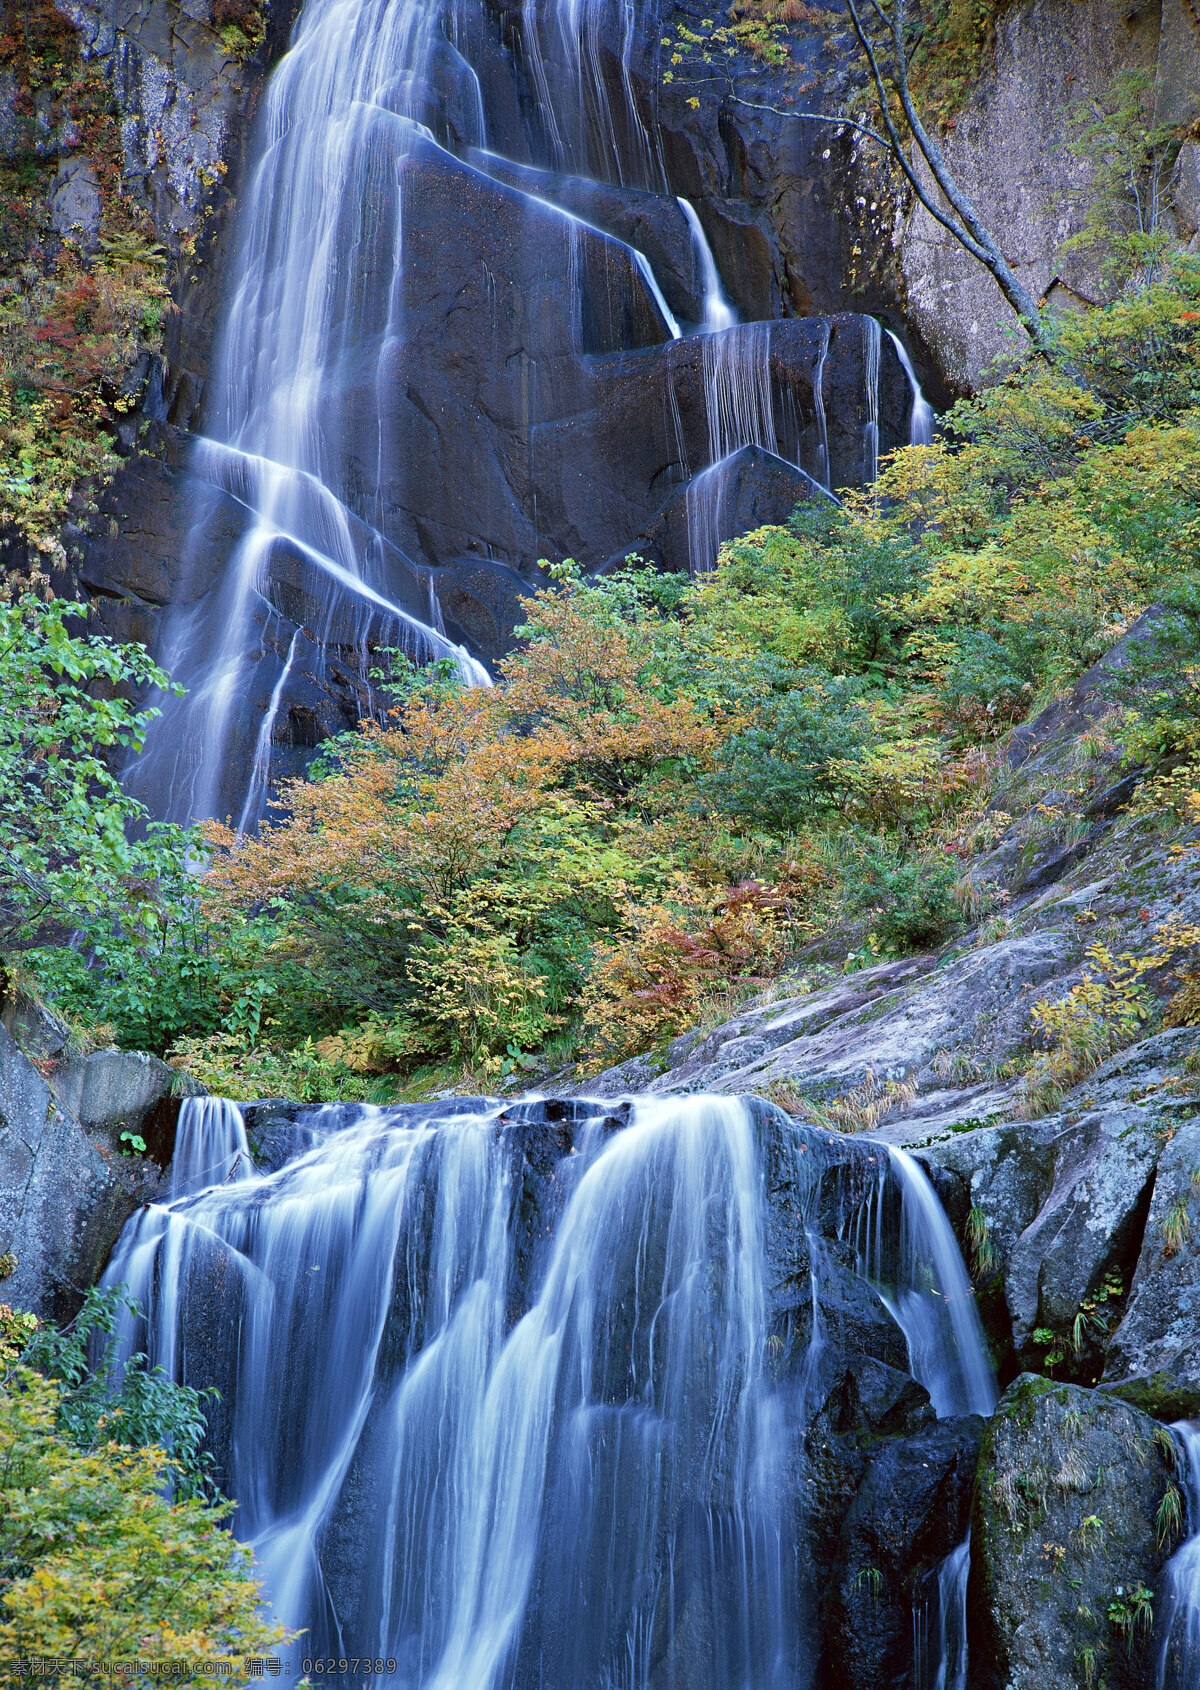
left=502, top=587, right=717, bottom=793
left=196, top=577, right=792, bottom=1085
left=581, top=876, right=813, bottom=1068
left=205, top=588, right=715, bottom=921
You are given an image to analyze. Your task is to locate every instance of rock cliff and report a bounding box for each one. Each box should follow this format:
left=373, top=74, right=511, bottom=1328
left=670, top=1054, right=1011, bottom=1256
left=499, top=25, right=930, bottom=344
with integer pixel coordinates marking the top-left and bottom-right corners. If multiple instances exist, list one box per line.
left=10, top=0, right=1196, bottom=799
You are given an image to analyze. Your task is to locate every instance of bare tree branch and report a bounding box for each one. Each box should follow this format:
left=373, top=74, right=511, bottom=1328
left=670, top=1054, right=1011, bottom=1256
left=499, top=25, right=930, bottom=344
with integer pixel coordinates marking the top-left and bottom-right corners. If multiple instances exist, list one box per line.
left=836, top=0, right=1049, bottom=348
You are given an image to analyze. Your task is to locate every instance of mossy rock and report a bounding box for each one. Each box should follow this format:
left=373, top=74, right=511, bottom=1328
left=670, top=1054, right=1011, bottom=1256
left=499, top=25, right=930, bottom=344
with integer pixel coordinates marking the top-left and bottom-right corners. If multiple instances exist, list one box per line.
left=969, top=1375, right=1175, bottom=1690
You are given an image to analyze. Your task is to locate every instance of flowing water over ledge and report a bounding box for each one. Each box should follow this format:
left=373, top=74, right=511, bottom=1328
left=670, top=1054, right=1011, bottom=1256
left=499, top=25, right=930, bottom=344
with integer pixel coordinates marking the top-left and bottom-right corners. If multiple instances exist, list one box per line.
left=104, top=1091, right=992, bottom=1684
left=124, top=0, right=930, bottom=830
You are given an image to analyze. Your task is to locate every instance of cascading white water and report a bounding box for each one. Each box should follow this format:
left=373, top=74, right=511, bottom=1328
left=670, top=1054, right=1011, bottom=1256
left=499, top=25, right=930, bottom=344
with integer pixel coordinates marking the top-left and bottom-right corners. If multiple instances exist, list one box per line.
left=678, top=198, right=737, bottom=332
left=885, top=329, right=935, bottom=449
left=685, top=459, right=736, bottom=578
left=862, top=317, right=882, bottom=486
left=684, top=324, right=775, bottom=573
left=105, top=1096, right=802, bottom=1681
left=851, top=1145, right=993, bottom=1690
left=168, top=1095, right=253, bottom=1200
left=565, top=211, right=681, bottom=339
left=101, top=1093, right=992, bottom=1680
left=811, top=321, right=831, bottom=490
left=1157, top=1423, right=1200, bottom=1689
left=701, top=322, right=777, bottom=466
left=913, top=1539, right=970, bottom=1690
left=851, top=1144, right=997, bottom=1420
left=519, top=0, right=663, bottom=188
left=238, top=626, right=302, bottom=836
left=131, top=0, right=493, bottom=829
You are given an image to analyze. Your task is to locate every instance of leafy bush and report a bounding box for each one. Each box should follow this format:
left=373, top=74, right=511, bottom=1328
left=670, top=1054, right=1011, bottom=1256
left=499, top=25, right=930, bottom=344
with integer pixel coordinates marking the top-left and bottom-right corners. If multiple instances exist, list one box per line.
left=0, top=594, right=193, bottom=951
left=0, top=1371, right=284, bottom=1675
left=0, top=592, right=215, bottom=1053
left=0, top=1283, right=284, bottom=1673
left=940, top=626, right=1036, bottom=729
left=17, top=1285, right=216, bottom=1499
left=1017, top=944, right=1156, bottom=1116
left=840, top=837, right=962, bottom=952
left=581, top=877, right=800, bottom=1066
left=704, top=661, right=877, bottom=827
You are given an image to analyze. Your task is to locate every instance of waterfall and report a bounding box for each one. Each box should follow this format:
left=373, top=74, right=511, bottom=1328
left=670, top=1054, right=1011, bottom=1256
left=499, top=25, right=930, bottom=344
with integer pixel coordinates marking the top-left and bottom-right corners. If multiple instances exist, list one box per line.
left=683, top=321, right=842, bottom=569
left=885, top=330, right=935, bottom=449
left=1157, top=1423, right=1200, bottom=1689
left=122, top=0, right=496, bottom=828
left=678, top=198, right=737, bottom=332
left=850, top=1145, right=997, bottom=1419
left=105, top=1096, right=801, bottom=1678
left=702, top=323, right=777, bottom=465
left=168, top=1095, right=253, bottom=1200
left=99, top=1093, right=993, bottom=1678
left=237, top=626, right=301, bottom=835
left=862, top=317, right=881, bottom=486
left=115, top=0, right=902, bottom=824
left=913, top=1539, right=970, bottom=1690
left=685, top=459, right=736, bottom=577
left=129, top=0, right=494, bottom=828
left=812, top=321, right=831, bottom=490
left=519, top=0, right=663, bottom=189
left=684, top=322, right=775, bottom=573
left=850, top=1146, right=992, bottom=1690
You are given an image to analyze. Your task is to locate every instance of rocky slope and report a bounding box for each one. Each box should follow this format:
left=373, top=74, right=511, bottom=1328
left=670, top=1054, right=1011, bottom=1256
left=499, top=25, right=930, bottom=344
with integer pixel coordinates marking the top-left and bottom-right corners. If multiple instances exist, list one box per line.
left=582, top=620, right=1200, bottom=1415
left=0, top=995, right=195, bottom=1322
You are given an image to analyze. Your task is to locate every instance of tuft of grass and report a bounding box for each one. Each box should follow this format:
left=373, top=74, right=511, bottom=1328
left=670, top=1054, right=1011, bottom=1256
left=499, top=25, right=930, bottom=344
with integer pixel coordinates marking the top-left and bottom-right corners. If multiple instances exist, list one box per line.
left=1163, top=1191, right=1192, bottom=1257
left=1076, top=1642, right=1101, bottom=1688
left=1108, top=1580, right=1154, bottom=1649
left=967, top=1205, right=1000, bottom=1276
left=1157, top=1482, right=1185, bottom=1548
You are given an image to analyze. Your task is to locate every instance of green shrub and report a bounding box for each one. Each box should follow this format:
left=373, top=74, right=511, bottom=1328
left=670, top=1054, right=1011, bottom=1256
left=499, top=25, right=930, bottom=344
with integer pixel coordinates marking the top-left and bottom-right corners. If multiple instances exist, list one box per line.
left=704, top=661, right=877, bottom=828
left=0, top=1371, right=284, bottom=1676
left=841, top=837, right=962, bottom=952
left=18, top=1285, right=216, bottom=1499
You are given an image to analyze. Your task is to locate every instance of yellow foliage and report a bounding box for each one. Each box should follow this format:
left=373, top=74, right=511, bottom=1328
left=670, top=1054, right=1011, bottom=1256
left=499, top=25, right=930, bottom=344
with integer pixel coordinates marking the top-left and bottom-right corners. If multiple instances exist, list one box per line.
left=690, top=524, right=851, bottom=667
left=1165, top=972, right=1200, bottom=1029
left=0, top=1370, right=286, bottom=1680
left=1018, top=942, right=1157, bottom=1116
left=827, top=735, right=968, bottom=827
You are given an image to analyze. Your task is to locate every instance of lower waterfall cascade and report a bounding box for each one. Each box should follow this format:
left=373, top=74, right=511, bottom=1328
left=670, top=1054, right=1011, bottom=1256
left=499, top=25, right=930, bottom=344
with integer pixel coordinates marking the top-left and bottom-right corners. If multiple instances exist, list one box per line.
left=103, top=1091, right=995, bottom=1684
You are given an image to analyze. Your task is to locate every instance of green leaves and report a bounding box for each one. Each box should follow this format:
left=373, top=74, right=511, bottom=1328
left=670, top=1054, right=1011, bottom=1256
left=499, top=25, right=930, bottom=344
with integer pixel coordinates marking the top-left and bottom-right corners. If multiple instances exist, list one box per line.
left=703, top=661, right=878, bottom=829
left=0, top=594, right=190, bottom=951
left=14, top=1286, right=217, bottom=1503
left=0, top=1365, right=286, bottom=1670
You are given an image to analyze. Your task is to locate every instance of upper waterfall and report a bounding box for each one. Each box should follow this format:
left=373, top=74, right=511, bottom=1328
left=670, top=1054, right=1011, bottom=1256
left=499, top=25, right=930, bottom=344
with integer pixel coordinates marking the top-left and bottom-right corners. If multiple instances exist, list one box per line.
left=124, top=0, right=911, bottom=829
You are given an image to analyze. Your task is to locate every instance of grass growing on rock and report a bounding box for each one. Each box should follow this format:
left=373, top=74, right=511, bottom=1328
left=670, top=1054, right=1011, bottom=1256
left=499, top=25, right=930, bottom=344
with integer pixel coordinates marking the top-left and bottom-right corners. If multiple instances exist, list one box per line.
left=0, top=0, right=171, bottom=544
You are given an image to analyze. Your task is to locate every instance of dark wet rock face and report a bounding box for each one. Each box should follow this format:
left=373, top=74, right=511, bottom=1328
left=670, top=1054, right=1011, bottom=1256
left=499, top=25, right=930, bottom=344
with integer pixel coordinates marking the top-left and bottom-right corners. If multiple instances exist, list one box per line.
left=970, top=1376, right=1173, bottom=1690
left=52, top=0, right=913, bottom=826
left=826, top=1416, right=983, bottom=1690
left=1105, top=1114, right=1200, bottom=1420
